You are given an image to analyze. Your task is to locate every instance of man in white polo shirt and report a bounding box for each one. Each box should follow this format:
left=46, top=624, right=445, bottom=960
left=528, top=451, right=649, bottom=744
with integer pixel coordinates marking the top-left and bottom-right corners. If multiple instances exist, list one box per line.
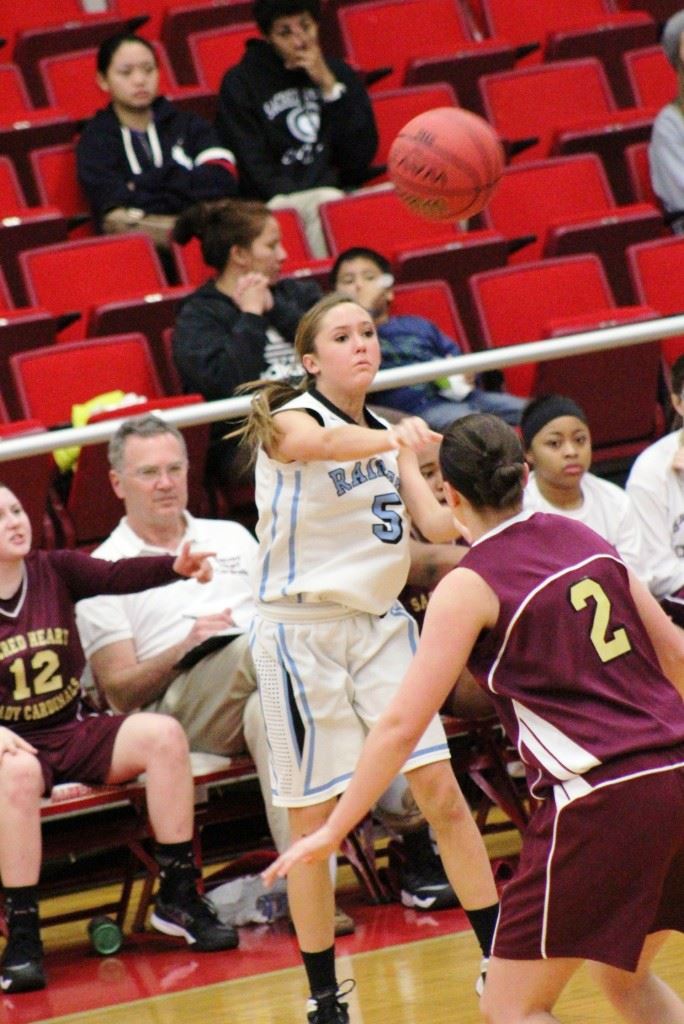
left=76, top=414, right=290, bottom=852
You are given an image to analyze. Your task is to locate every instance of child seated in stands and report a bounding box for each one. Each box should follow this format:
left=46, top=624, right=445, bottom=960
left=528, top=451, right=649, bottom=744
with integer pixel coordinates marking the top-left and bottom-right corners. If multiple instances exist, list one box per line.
left=522, top=394, right=650, bottom=582
left=331, top=246, right=526, bottom=430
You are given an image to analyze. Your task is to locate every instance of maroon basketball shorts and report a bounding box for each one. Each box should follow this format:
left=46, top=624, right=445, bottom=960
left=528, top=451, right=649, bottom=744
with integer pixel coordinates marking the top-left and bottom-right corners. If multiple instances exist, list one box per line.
left=493, top=762, right=684, bottom=971
left=24, top=713, right=126, bottom=794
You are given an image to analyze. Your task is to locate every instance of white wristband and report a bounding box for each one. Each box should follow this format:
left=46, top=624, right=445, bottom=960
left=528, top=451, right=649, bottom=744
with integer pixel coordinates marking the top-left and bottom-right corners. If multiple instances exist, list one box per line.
left=322, top=82, right=347, bottom=103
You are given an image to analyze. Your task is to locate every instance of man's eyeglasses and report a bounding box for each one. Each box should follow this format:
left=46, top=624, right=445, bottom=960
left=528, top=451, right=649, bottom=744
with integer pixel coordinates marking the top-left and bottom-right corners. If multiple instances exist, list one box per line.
left=128, top=461, right=187, bottom=482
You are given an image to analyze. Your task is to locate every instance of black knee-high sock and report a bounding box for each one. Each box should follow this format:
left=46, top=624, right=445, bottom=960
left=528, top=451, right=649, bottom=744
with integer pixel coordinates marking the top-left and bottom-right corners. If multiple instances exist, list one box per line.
left=4, top=886, right=40, bottom=935
left=154, top=841, right=196, bottom=900
left=464, top=902, right=499, bottom=958
left=301, top=945, right=337, bottom=998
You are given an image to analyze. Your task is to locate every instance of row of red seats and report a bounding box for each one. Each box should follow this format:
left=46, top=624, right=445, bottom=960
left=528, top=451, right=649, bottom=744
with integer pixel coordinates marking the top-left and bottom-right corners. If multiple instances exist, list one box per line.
left=0, top=280, right=460, bottom=548
left=3, top=232, right=683, bottom=496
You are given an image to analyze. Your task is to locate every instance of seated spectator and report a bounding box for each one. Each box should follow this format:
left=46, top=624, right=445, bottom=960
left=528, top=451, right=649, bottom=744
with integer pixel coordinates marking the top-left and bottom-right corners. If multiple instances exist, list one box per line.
left=0, top=485, right=238, bottom=994
left=331, top=246, right=527, bottom=429
left=77, top=33, right=238, bottom=249
left=522, top=395, right=650, bottom=581
left=172, top=199, right=321, bottom=485
left=76, top=414, right=448, bottom=927
left=215, top=0, right=379, bottom=257
left=627, top=356, right=684, bottom=625
left=75, top=415, right=289, bottom=861
left=649, top=9, right=684, bottom=233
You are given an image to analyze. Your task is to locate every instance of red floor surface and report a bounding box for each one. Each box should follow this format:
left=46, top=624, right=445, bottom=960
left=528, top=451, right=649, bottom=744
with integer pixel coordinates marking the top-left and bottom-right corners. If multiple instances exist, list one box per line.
left=2, top=897, right=471, bottom=1024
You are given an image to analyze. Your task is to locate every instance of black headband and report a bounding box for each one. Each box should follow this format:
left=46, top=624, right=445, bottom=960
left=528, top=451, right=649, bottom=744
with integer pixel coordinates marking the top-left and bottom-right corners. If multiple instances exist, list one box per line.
left=521, top=396, right=587, bottom=450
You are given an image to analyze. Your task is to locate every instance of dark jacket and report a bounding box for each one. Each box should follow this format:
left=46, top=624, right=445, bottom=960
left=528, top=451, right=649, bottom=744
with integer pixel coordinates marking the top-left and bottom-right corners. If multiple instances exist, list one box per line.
left=77, top=97, right=238, bottom=224
left=173, top=275, right=321, bottom=478
left=215, top=38, right=378, bottom=199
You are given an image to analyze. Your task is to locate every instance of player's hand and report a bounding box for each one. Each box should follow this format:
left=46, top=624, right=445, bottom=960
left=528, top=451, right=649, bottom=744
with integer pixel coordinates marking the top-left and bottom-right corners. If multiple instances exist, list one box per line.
left=173, top=542, right=215, bottom=582
left=389, top=417, right=443, bottom=453
left=0, top=727, right=37, bottom=758
left=233, top=272, right=274, bottom=315
left=262, top=824, right=339, bottom=886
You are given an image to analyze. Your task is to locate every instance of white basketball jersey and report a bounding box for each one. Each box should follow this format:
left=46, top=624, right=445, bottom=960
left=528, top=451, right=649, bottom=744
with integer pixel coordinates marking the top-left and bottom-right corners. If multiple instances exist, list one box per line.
left=254, top=390, right=410, bottom=615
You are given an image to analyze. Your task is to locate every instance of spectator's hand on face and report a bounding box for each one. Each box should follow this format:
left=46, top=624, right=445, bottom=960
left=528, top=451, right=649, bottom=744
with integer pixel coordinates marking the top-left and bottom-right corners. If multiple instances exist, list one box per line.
left=672, top=447, right=684, bottom=473
left=285, top=39, right=336, bottom=95
left=233, top=272, right=274, bottom=315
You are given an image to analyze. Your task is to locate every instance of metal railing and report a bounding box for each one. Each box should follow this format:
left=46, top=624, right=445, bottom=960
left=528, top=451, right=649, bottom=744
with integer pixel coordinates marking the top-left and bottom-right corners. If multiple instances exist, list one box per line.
left=1, top=311, right=683, bottom=462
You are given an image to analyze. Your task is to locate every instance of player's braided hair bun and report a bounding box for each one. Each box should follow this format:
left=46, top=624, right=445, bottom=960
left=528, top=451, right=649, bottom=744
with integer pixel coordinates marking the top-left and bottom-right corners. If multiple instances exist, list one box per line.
left=440, top=413, right=525, bottom=510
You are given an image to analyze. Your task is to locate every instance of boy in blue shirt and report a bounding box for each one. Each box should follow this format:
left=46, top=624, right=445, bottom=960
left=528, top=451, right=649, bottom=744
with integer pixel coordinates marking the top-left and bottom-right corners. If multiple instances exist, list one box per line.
left=331, top=246, right=526, bottom=429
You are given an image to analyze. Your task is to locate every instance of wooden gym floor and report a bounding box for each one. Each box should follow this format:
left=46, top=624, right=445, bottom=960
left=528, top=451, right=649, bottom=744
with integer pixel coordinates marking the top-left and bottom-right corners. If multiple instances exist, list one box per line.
left=5, top=828, right=683, bottom=1024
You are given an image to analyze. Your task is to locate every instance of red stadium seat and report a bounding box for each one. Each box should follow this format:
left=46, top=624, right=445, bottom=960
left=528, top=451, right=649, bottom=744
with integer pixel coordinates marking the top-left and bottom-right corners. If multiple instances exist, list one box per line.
left=0, top=114, right=79, bottom=207
left=470, top=255, right=663, bottom=466
left=187, top=22, right=259, bottom=92
left=5, top=6, right=145, bottom=108
left=10, top=339, right=211, bottom=545
left=478, top=153, right=664, bottom=303
left=623, top=44, right=677, bottom=108
left=0, top=311, right=68, bottom=420
left=480, top=0, right=657, bottom=104
left=627, top=235, right=684, bottom=366
left=545, top=16, right=657, bottom=108
left=624, top=141, right=660, bottom=207
left=391, top=279, right=469, bottom=347
left=337, top=0, right=518, bottom=114
left=10, top=335, right=164, bottom=428
left=371, top=83, right=459, bottom=181
left=0, top=155, right=70, bottom=307
left=470, top=254, right=616, bottom=396
left=18, top=234, right=190, bottom=387
left=0, top=63, right=35, bottom=118
left=161, top=1, right=253, bottom=84
left=29, top=142, right=92, bottom=233
left=478, top=58, right=657, bottom=203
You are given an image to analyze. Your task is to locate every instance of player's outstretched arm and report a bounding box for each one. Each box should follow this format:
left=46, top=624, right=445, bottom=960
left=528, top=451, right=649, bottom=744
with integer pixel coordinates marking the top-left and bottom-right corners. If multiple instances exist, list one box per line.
left=172, top=542, right=215, bottom=583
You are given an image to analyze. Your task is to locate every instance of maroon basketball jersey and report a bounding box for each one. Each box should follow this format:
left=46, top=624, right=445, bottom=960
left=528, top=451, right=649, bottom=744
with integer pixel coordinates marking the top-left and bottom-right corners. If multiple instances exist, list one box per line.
left=461, top=512, right=684, bottom=798
left=0, top=550, right=175, bottom=734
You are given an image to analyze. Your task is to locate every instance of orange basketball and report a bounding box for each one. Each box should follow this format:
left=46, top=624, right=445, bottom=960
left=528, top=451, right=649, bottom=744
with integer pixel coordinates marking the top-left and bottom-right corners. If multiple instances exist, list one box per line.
left=388, top=107, right=505, bottom=221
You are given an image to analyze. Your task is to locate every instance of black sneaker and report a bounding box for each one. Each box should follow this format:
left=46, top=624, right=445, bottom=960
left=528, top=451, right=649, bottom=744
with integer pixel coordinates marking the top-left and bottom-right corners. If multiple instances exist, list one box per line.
left=0, top=929, right=46, bottom=993
left=151, top=882, right=238, bottom=952
left=398, top=827, right=458, bottom=911
left=306, top=981, right=354, bottom=1023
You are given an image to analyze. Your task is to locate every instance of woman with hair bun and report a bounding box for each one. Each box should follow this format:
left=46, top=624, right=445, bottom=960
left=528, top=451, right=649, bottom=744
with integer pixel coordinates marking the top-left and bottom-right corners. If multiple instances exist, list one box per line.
left=266, top=412, right=684, bottom=1024
left=172, top=198, right=321, bottom=484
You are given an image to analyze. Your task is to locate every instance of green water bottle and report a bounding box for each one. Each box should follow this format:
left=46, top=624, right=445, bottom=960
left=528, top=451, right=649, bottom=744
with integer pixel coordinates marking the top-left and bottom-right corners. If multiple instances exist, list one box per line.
left=88, top=915, right=123, bottom=955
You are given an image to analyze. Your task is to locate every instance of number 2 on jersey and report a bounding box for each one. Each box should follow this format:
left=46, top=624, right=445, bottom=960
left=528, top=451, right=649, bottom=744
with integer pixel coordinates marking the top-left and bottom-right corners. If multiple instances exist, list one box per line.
left=569, top=578, right=632, bottom=663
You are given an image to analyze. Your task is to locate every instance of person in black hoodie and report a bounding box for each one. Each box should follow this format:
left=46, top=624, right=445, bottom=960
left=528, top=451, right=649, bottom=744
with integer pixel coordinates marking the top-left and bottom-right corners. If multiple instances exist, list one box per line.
left=172, top=199, right=321, bottom=485
left=77, top=33, right=238, bottom=249
left=215, top=0, right=378, bottom=258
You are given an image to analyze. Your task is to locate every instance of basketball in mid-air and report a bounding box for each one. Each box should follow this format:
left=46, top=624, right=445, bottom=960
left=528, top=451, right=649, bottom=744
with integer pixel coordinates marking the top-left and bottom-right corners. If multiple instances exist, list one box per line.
left=388, top=107, right=505, bottom=221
